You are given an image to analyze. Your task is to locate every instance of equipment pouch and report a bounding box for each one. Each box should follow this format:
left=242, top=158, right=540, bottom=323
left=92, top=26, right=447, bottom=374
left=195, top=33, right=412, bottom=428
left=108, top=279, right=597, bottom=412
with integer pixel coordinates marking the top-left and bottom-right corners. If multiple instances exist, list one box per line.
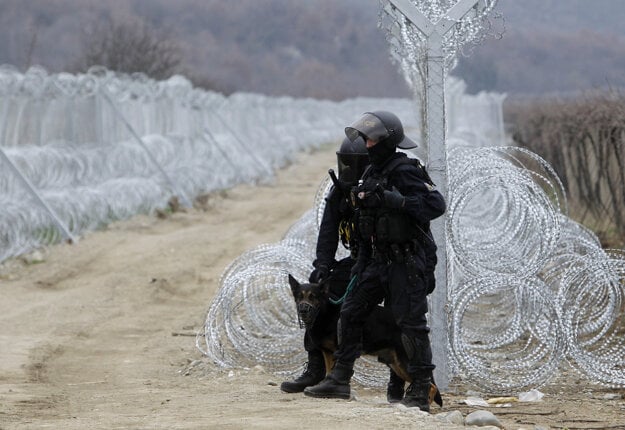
left=384, top=212, right=412, bottom=243
left=405, top=252, right=419, bottom=286
left=358, top=212, right=375, bottom=239
left=375, top=215, right=389, bottom=244
left=390, top=244, right=404, bottom=264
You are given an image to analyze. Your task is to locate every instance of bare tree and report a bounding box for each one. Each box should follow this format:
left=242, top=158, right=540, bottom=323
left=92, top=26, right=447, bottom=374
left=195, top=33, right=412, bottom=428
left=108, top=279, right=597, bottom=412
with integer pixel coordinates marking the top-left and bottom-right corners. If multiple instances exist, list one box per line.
left=72, top=18, right=182, bottom=80
left=507, top=90, right=625, bottom=247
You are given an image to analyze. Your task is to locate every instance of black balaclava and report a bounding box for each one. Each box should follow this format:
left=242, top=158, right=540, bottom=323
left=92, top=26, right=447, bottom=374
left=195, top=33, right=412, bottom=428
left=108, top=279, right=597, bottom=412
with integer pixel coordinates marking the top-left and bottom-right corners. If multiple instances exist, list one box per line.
left=367, top=138, right=395, bottom=167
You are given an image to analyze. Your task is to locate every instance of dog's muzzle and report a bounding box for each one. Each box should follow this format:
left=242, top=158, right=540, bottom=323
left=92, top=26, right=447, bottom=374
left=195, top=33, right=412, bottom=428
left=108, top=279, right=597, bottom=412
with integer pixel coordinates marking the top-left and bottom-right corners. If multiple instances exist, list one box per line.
left=297, top=302, right=319, bottom=329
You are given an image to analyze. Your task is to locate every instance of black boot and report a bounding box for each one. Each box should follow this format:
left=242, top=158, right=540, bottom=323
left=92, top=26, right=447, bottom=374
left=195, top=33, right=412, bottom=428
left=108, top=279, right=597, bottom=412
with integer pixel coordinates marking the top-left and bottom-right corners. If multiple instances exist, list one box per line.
left=386, top=368, right=405, bottom=403
left=399, top=333, right=440, bottom=411
left=280, top=350, right=325, bottom=393
left=303, top=361, right=353, bottom=399
left=401, top=376, right=433, bottom=411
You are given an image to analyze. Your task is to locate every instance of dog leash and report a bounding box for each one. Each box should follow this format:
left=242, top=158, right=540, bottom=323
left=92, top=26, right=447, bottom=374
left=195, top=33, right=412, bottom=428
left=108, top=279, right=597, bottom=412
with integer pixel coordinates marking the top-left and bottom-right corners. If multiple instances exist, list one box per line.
left=329, top=275, right=358, bottom=305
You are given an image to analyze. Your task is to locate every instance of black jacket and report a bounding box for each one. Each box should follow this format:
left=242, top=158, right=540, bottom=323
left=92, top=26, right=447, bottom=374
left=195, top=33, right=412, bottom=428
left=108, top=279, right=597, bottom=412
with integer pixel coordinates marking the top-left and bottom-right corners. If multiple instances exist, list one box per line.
left=313, top=185, right=355, bottom=270
left=358, top=152, right=445, bottom=290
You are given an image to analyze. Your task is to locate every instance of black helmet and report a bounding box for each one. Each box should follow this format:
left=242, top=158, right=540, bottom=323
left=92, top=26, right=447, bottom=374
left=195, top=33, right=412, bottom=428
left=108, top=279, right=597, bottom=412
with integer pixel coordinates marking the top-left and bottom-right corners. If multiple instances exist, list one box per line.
left=344, top=110, right=417, bottom=149
left=336, top=136, right=369, bottom=185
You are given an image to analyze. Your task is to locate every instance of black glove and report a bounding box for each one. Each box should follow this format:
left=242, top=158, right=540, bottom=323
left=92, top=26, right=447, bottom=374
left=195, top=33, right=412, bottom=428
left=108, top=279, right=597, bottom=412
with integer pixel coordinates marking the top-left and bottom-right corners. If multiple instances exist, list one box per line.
left=356, top=183, right=383, bottom=208
left=309, top=265, right=329, bottom=283
left=383, top=186, right=405, bottom=209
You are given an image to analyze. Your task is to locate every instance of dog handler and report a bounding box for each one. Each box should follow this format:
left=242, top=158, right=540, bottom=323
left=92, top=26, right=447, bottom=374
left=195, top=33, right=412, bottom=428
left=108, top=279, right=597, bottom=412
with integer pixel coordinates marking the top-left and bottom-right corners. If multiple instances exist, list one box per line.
left=304, top=111, right=446, bottom=412
left=280, top=136, right=369, bottom=393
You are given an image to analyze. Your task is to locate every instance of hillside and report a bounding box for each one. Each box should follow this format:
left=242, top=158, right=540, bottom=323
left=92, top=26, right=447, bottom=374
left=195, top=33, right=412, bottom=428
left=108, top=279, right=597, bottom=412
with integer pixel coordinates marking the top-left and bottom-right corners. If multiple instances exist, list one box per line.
left=1, top=0, right=624, bottom=98
left=456, top=0, right=625, bottom=95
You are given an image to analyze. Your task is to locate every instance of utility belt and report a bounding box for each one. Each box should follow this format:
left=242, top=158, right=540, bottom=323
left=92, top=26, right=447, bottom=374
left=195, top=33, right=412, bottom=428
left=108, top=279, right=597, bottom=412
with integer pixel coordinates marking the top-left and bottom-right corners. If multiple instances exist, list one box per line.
left=372, top=240, right=425, bottom=286
left=358, top=209, right=422, bottom=241
left=359, top=209, right=425, bottom=252
left=373, top=240, right=420, bottom=264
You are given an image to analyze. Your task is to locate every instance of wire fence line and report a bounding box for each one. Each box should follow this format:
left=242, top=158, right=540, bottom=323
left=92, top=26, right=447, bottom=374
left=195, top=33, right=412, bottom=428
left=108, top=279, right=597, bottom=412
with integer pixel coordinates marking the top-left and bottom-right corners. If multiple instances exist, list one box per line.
left=0, top=65, right=502, bottom=264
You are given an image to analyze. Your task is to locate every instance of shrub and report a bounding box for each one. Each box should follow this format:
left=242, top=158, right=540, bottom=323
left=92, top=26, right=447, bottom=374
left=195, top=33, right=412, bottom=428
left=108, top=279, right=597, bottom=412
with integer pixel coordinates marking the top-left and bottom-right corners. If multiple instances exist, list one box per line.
left=505, top=90, right=625, bottom=248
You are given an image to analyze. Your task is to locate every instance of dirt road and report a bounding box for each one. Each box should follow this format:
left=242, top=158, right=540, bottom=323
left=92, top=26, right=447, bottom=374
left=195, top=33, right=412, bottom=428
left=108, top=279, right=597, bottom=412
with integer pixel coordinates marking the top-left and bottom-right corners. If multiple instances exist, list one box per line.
left=1, top=144, right=624, bottom=430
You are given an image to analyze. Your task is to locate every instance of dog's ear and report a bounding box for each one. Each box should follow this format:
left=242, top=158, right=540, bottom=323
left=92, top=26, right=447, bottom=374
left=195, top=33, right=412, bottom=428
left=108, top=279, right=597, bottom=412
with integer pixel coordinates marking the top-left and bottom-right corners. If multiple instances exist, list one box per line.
left=287, top=274, right=301, bottom=297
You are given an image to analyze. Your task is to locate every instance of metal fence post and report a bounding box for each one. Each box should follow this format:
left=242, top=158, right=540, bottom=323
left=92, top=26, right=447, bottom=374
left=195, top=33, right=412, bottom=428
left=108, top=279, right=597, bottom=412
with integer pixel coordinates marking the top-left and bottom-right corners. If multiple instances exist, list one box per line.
left=0, top=147, right=76, bottom=243
left=383, top=0, right=500, bottom=391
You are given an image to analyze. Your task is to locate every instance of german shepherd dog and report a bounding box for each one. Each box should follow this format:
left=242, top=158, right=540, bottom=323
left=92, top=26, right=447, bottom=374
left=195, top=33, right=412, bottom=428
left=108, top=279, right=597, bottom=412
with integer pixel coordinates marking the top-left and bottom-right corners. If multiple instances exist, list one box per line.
left=287, top=274, right=442, bottom=407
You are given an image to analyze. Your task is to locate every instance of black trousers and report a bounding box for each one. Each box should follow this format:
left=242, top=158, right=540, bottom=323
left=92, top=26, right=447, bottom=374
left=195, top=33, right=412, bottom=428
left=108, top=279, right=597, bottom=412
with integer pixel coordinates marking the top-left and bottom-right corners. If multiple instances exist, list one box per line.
left=334, top=260, right=434, bottom=375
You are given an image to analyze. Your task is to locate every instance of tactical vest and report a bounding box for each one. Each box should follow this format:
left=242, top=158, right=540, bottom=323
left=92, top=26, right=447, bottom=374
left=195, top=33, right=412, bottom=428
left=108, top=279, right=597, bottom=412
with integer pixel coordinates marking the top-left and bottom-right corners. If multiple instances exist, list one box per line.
left=358, top=156, right=434, bottom=253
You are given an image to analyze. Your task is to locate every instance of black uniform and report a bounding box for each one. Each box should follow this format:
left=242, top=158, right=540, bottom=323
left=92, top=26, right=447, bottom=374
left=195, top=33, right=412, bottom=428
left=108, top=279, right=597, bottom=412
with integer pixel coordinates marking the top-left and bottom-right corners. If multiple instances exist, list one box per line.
left=280, top=137, right=368, bottom=395
left=336, top=152, right=446, bottom=375
left=305, top=185, right=355, bottom=352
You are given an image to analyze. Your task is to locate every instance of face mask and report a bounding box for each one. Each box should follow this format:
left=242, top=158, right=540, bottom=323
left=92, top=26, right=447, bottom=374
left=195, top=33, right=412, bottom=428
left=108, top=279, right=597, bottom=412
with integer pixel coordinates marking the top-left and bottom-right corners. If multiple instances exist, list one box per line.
left=367, top=140, right=395, bottom=166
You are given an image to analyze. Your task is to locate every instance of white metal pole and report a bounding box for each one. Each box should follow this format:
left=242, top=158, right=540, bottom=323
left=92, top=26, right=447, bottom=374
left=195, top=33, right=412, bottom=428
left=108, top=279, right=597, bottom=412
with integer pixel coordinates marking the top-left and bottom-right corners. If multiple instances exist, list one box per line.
left=386, top=0, right=489, bottom=392
left=424, top=37, right=450, bottom=391
left=0, top=147, right=76, bottom=243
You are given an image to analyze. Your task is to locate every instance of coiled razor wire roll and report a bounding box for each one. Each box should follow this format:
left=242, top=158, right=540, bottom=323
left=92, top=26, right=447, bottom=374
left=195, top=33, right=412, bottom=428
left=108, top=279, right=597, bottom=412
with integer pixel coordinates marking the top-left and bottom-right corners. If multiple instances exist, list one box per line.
left=199, top=179, right=387, bottom=386
left=558, top=250, right=625, bottom=387
left=446, top=147, right=625, bottom=391
left=198, top=240, right=312, bottom=371
left=449, top=275, right=565, bottom=393
left=447, top=147, right=561, bottom=279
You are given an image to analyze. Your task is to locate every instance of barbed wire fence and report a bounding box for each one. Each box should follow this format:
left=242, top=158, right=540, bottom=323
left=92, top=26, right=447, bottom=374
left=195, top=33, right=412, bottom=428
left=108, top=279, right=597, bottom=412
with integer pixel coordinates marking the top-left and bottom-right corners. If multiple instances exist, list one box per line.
left=1, top=65, right=457, bottom=264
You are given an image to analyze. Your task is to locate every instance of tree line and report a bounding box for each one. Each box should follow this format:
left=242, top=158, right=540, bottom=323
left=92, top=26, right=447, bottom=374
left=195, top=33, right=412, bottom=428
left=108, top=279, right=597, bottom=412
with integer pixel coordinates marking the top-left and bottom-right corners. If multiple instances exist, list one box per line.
left=1, top=0, right=625, bottom=99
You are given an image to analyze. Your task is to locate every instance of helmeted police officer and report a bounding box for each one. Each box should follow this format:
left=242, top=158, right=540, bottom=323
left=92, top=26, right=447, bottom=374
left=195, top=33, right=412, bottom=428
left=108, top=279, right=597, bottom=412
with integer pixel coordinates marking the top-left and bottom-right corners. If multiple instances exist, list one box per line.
left=304, top=111, right=446, bottom=412
left=280, top=136, right=369, bottom=394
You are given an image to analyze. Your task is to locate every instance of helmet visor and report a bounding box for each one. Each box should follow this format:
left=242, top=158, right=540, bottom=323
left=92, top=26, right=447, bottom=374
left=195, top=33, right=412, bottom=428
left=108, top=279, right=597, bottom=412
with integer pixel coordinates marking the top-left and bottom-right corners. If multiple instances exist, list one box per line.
left=345, top=113, right=389, bottom=143
left=337, top=153, right=368, bottom=184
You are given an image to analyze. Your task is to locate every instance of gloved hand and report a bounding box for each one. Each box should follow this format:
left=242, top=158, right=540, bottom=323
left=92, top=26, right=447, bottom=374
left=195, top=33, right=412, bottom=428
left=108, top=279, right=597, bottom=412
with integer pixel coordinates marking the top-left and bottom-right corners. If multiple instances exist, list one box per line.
left=356, top=182, right=383, bottom=208
left=309, top=265, right=329, bottom=283
left=383, top=186, right=405, bottom=209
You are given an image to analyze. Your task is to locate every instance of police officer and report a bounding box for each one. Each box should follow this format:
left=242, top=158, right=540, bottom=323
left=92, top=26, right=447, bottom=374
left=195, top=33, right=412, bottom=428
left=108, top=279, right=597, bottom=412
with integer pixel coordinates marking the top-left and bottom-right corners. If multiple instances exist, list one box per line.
left=304, top=111, right=446, bottom=412
left=280, top=136, right=369, bottom=393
